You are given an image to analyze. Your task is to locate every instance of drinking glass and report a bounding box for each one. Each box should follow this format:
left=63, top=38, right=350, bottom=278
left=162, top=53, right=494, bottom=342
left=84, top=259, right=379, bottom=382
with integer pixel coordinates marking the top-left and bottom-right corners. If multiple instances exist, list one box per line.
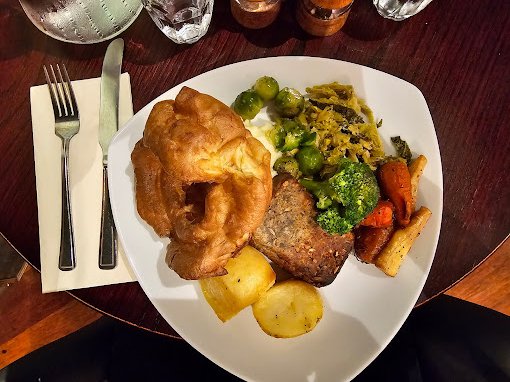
left=373, top=0, right=433, bottom=21
left=142, top=0, right=214, bottom=44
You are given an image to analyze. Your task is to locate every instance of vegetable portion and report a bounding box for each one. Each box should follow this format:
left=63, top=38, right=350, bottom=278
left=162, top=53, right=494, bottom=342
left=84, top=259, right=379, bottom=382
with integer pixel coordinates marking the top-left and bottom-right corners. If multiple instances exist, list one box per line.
left=200, top=246, right=276, bottom=322
left=233, top=89, right=264, bottom=120
left=230, top=77, right=433, bottom=280
left=391, top=136, right=412, bottom=164
left=296, top=146, right=324, bottom=176
left=252, top=279, right=323, bottom=338
left=274, top=87, right=305, bottom=117
left=273, top=156, right=301, bottom=179
left=301, top=160, right=380, bottom=235
left=267, top=118, right=317, bottom=153
left=355, top=224, right=395, bottom=264
left=360, top=200, right=395, bottom=228
left=377, top=160, right=413, bottom=227
left=253, top=76, right=279, bottom=101
left=408, top=155, right=427, bottom=212
left=375, top=207, right=432, bottom=276
left=303, top=82, right=385, bottom=170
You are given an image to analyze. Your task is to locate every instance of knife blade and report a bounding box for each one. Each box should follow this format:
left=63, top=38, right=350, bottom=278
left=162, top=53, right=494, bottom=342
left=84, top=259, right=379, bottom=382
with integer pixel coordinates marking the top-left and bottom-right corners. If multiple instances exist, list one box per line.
left=98, top=38, right=124, bottom=270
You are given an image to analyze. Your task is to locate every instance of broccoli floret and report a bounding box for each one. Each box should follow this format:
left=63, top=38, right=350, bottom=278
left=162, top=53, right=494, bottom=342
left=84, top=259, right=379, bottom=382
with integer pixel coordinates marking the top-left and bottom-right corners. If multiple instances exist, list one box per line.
left=316, top=208, right=352, bottom=235
left=300, top=178, right=335, bottom=210
left=302, top=160, right=380, bottom=235
left=316, top=192, right=333, bottom=209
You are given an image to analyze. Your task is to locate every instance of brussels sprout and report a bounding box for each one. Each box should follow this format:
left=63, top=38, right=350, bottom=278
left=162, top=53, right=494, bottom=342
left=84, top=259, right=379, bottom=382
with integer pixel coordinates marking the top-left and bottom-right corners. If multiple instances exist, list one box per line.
left=274, top=87, right=305, bottom=118
left=281, top=133, right=302, bottom=152
left=280, top=118, right=299, bottom=133
left=267, top=125, right=285, bottom=148
left=253, top=76, right=279, bottom=101
left=233, top=90, right=263, bottom=120
left=272, top=118, right=307, bottom=152
left=273, top=156, right=301, bottom=179
left=296, top=146, right=324, bottom=176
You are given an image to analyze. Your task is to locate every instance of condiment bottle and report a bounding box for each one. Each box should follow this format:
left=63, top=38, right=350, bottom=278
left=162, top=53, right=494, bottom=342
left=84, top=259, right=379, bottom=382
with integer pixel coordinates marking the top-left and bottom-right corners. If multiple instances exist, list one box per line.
left=231, top=0, right=282, bottom=29
left=296, top=0, right=353, bottom=37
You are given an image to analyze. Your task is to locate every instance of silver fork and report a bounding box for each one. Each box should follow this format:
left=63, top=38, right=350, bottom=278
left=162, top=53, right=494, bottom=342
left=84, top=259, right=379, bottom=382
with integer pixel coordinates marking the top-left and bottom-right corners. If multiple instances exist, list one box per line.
left=44, top=64, right=80, bottom=271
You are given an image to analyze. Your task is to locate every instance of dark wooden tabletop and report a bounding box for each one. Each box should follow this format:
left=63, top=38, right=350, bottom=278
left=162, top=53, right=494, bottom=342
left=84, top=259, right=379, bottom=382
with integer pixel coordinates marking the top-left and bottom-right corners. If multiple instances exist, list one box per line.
left=0, top=0, right=508, bottom=337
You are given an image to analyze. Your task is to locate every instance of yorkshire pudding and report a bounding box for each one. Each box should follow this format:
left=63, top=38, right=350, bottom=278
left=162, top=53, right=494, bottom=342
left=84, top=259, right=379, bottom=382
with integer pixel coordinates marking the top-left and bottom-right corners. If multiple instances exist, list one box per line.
left=131, top=87, right=272, bottom=279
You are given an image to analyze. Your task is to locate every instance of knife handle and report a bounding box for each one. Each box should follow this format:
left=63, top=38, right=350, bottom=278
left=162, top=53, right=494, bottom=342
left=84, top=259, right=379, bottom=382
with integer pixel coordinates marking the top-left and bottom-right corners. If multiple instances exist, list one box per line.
left=99, top=165, right=117, bottom=269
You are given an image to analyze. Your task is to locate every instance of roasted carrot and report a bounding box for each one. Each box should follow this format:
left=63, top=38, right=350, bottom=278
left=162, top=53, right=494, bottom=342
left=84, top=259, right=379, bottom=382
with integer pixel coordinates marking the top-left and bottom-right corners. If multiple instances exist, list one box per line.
left=360, top=200, right=394, bottom=228
left=354, top=223, right=395, bottom=264
left=377, top=161, right=413, bottom=227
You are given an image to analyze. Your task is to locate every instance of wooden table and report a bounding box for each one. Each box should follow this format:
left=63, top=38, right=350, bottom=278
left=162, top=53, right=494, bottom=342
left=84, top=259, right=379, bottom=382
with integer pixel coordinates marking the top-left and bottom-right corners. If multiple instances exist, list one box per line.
left=0, top=0, right=508, bottom=337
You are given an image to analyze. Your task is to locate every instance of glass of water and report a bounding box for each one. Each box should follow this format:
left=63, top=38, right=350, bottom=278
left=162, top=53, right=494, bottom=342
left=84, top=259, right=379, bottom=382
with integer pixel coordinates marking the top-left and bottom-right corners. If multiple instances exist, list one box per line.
left=142, top=0, right=214, bottom=44
left=373, top=0, right=433, bottom=21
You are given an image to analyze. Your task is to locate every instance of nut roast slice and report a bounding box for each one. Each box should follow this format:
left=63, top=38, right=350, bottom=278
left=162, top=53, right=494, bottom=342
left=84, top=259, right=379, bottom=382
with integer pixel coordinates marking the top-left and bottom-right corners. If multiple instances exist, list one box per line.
left=251, top=174, right=354, bottom=287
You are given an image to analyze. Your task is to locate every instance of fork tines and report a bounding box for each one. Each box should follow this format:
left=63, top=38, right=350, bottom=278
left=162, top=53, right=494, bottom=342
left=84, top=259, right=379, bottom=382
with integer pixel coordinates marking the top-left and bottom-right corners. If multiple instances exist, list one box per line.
left=43, top=64, right=79, bottom=119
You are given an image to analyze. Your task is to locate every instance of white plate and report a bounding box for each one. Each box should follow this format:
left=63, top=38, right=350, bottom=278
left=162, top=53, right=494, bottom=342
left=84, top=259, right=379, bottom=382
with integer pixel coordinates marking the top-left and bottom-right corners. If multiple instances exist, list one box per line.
left=108, top=57, right=443, bottom=382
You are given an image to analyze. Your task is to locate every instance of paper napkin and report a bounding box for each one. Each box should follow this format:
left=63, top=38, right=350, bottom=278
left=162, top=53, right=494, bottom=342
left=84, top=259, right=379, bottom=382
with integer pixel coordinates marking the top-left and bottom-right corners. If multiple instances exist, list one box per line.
left=30, top=73, right=137, bottom=293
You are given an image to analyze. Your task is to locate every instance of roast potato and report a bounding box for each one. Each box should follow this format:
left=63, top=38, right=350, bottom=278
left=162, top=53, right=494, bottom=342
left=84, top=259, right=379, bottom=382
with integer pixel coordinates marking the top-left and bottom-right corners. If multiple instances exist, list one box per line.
left=252, top=279, right=323, bottom=338
left=375, top=206, right=432, bottom=276
left=200, top=246, right=276, bottom=322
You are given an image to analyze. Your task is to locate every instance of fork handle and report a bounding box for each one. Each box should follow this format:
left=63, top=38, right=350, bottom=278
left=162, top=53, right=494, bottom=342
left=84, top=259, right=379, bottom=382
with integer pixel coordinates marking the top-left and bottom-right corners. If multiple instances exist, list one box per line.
left=99, top=165, right=117, bottom=269
left=59, top=138, right=76, bottom=271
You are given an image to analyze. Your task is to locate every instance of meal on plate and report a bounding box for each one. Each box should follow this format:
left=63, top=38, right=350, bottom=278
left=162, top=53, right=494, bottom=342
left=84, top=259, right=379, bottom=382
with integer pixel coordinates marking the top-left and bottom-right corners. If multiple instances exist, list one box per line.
left=131, top=77, right=431, bottom=338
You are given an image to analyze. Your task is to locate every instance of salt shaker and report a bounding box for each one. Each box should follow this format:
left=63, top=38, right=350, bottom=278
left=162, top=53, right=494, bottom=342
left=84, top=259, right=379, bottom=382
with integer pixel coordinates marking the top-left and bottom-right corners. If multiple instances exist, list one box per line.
left=296, top=0, right=353, bottom=37
left=231, top=0, right=282, bottom=29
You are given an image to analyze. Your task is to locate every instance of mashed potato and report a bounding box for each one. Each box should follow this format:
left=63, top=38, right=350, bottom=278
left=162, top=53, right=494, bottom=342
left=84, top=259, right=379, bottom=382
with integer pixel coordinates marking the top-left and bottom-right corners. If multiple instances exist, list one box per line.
left=244, top=120, right=282, bottom=177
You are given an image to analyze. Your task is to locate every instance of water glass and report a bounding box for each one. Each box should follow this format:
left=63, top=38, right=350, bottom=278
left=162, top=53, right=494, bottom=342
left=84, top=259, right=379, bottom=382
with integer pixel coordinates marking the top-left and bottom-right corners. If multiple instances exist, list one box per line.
left=142, top=0, right=214, bottom=44
left=373, top=0, right=433, bottom=21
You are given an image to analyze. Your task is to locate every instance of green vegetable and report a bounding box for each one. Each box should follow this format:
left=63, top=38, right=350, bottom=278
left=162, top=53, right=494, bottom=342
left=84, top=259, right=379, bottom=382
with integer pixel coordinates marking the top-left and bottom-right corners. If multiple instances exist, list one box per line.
left=303, top=160, right=380, bottom=235
left=316, top=208, right=352, bottom=235
left=319, top=164, right=338, bottom=180
left=302, top=82, right=385, bottom=170
left=300, top=131, right=317, bottom=147
left=253, top=76, right=279, bottom=101
left=281, top=118, right=299, bottom=132
left=391, top=136, right=412, bottom=165
left=273, top=156, right=301, bottom=179
left=281, top=132, right=302, bottom=152
left=296, top=146, right=324, bottom=176
left=233, top=90, right=263, bottom=120
left=274, top=87, right=305, bottom=118
left=308, top=99, right=363, bottom=124
left=299, top=178, right=335, bottom=210
left=267, top=124, right=285, bottom=148
left=274, top=119, right=308, bottom=152
left=316, top=193, right=333, bottom=209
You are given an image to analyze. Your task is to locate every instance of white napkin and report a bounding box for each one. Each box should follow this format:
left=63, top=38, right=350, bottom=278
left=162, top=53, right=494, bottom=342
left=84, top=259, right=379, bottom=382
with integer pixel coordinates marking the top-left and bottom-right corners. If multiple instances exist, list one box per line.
left=30, top=73, right=137, bottom=293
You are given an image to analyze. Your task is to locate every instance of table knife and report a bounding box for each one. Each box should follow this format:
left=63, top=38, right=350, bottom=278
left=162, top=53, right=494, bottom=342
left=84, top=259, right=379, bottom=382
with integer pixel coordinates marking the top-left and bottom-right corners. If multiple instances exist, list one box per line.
left=98, top=38, right=124, bottom=270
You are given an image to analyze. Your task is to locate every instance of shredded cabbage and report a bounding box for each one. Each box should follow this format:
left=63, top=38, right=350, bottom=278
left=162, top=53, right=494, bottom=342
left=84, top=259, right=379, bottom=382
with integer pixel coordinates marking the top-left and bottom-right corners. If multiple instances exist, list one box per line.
left=303, top=82, right=385, bottom=169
